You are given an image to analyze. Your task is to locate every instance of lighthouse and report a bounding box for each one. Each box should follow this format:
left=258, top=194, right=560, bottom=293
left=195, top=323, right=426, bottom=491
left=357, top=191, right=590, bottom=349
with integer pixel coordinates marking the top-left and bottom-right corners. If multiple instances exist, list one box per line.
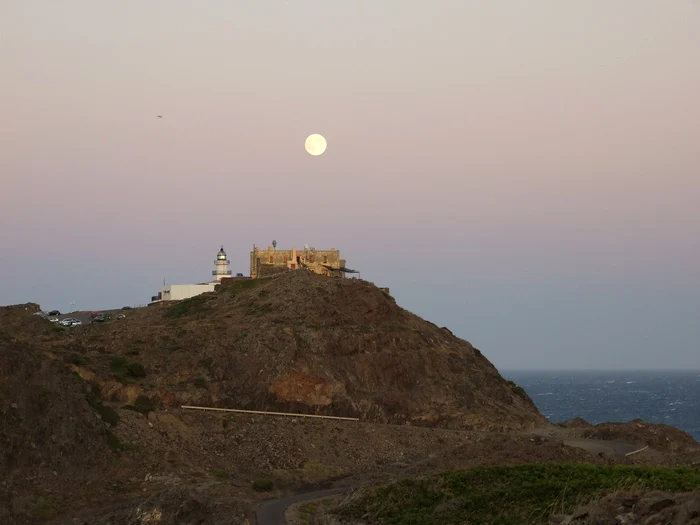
left=212, top=245, right=233, bottom=281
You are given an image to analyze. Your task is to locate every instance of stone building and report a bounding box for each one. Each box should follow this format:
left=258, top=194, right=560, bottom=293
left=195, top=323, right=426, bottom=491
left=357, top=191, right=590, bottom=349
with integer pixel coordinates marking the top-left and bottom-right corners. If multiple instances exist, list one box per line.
left=249, top=243, right=354, bottom=279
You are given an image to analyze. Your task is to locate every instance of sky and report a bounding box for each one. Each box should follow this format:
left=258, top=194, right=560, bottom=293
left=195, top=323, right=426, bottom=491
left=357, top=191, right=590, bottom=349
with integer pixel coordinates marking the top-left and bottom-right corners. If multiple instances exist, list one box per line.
left=1, top=1, right=699, bottom=371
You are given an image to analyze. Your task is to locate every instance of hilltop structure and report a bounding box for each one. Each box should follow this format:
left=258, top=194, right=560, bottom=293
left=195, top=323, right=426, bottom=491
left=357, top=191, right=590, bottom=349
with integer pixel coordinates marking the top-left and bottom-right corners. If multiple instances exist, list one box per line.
left=212, top=245, right=233, bottom=281
left=250, top=242, right=358, bottom=279
left=151, top=245, right=241, bottom=303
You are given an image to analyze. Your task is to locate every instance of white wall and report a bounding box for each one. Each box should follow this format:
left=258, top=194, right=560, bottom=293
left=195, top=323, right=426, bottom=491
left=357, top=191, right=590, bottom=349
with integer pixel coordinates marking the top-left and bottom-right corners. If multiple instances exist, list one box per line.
left=162, top=283, right=216, bottom=301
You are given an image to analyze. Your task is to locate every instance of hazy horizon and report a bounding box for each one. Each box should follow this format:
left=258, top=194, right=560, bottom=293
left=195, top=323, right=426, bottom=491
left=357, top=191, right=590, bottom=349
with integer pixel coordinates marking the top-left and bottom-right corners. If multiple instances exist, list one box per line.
left=2, top=1, right=699, bottom=371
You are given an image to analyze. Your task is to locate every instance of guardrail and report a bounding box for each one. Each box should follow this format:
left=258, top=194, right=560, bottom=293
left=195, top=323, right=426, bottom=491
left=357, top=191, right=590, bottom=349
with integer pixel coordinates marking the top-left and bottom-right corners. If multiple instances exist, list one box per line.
left=624, top=445, right=649, bottom=457
left=180, top=405, right=359, bottom=421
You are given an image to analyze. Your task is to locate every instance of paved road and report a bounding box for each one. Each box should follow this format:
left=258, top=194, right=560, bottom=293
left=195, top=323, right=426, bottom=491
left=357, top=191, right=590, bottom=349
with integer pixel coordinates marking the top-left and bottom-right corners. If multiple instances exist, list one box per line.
left=254, top=435, right=642, bottom=524
left=256, top=487, right=351, bottom=525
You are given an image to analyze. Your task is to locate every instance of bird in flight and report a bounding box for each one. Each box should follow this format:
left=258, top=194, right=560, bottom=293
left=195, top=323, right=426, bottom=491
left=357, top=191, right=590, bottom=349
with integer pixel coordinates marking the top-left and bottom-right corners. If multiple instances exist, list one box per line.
left=157, top=115, right=163, bottom=118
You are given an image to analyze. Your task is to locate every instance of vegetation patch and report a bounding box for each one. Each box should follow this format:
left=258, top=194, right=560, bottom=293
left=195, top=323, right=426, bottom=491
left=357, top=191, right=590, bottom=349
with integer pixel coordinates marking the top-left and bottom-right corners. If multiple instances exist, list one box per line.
left=507, top=380, right=527, bottom=398
left=106, top=431, right=139, bottom=452
left=214, top=469, right=229, bottom=480
left=109, top=356, right=128, bottom=373
left=124, top=394, right=155, bottom=414
left=165, top=294, right=211, bottom=319
left=110, top=356, right=146, bottom=378
left=222, top=415, right=238, bottom=429
left=223, top=278, right=267, bottom=295
left=194, top=376, right=206, bottom=388
left=29, top=495, right=61, bottom=521
left=126, top=362, right=147, bottom=377
left=68, top=353, right=89, bottom=366
left=85, top=382, right=119, bottom=427
left=253, top=479, right=273, bottom=492
left=334, top=464, right=700, bottom=525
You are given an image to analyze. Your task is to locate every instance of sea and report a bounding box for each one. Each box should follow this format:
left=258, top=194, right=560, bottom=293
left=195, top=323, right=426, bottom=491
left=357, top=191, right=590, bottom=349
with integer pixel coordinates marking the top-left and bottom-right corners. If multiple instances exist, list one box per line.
left=503, top=370, right=700, bottom=442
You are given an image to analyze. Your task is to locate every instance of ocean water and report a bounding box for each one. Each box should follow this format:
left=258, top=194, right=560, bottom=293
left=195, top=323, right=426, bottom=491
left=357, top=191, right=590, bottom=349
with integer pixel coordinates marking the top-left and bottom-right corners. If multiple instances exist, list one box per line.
left=503, top=370, right=700, bottom=442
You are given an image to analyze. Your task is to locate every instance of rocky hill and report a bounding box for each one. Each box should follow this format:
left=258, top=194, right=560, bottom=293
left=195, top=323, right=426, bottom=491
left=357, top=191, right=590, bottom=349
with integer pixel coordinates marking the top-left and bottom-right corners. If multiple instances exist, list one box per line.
left=43, top=271, right=545, bottom=432
left=2, top=276, right=699, bottom=523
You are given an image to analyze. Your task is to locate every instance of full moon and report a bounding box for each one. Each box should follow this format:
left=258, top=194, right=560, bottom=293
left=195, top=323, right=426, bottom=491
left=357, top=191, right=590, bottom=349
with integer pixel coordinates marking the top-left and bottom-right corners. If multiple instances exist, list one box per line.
left=305, top=134, right=327, bottom=156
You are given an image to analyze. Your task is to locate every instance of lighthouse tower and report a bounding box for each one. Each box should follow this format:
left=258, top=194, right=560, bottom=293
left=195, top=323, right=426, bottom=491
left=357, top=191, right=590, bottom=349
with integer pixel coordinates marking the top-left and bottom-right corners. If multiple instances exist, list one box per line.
left=212, top=245, right=232, bottom=281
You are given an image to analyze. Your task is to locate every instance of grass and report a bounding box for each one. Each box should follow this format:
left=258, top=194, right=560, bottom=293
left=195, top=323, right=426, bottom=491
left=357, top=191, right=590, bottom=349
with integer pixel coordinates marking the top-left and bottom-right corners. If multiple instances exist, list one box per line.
left=214, top=469, right=229, bottom=480
left=334, top=464, right=700, bottom=525
left=223, top=278, right=266, bottom=295
left=165, top=294, right=210, bottom=319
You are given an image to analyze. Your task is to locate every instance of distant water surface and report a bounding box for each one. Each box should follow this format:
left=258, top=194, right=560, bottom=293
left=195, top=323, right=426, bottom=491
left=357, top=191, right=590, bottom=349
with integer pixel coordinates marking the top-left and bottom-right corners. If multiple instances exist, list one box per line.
left=503, top=370, right=700, bottom=442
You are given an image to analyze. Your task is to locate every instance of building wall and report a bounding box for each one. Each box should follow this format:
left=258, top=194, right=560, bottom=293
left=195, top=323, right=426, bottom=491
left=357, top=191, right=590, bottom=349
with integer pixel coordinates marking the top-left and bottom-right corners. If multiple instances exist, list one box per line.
left=161, top=283, right=216, bottom=301
left=250, top=246, right=344, bottom=279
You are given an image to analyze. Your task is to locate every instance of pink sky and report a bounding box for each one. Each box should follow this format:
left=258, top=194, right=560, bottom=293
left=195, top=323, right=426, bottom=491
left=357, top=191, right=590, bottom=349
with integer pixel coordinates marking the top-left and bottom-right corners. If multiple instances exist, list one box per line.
left=1, top=1, right=699, bottom=369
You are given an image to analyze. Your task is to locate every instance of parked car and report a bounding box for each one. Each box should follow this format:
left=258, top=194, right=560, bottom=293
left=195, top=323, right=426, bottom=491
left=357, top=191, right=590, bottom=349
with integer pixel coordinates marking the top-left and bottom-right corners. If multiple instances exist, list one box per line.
left=48, top=317, right=59, bottom=323
left=48, top=310, right=60, bottom=316
left=121, top=306, right=133, bottom=310
left=92, top=314, right=105, bottom=323
left=117, top=314, right=126, bottom=319
left=59, top=318, right=77, bottom=327
left=70, top=320, right=82, bottom=327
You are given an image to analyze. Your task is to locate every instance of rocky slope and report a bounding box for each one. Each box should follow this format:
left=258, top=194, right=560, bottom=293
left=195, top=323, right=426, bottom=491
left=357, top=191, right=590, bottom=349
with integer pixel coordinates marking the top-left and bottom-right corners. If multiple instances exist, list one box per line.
left=38, top=272, right=546, bottom=432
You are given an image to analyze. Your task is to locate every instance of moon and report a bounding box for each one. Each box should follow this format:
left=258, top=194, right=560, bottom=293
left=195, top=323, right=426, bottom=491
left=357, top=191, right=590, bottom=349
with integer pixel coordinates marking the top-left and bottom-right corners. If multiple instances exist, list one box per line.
left=305, top=134, right=327, bottom=156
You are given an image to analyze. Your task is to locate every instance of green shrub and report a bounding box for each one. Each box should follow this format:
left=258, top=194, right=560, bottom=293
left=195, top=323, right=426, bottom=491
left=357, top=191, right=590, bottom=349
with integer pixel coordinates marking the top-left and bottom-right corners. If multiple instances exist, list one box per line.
left=214, top=469, right=229, bottom=479
left=110, top=356, right=128, bottom=373
left=69, top=354, right=89, bottom=366
left=96, top=404, right=119, bottom=427
left=335, top=464, right=700, bottom=525
left=253, top=479, right=273, bottom=492
left=194, top=376, right=206, bottom=388
left=125, top=349, right=139, bottom=356
left=126, top=362, right=147, bottom=377
left=106, top=431, right=139, bottom=452
left=133, top=394, right=154, bottom=414
left=507, top=380, right=527, bottom=397
left=222, top=415, right=238, bottom=429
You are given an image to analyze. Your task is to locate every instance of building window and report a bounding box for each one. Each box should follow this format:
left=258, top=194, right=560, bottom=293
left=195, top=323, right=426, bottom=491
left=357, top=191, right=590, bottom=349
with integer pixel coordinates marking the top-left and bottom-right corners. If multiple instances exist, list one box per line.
left=322, top=255, right=328, bottom=264
left=269, top=255, right=274, bottom=263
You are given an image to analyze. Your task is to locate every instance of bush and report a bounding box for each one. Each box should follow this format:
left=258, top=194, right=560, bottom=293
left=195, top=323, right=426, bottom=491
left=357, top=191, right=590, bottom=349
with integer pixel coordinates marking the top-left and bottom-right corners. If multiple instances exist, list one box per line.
left=214, top=469, right=229, bottom=479
left=106, top=431, right=139, bottom=452
left=96, top=404, right=119, bottom=427
left=110, top=356, right=128, bottom=373
left=69, top=354, right=89, bottom=366
left=133, top=394, right=154, bottom=414
left=253, top=479, right=273, bottom=492
left=126, top=362, right=146, bottom=377
left=194, top=376, right=206, bottom=388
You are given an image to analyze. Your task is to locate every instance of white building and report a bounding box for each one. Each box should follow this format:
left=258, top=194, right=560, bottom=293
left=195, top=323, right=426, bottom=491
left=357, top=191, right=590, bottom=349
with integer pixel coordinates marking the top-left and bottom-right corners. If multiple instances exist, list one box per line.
left=159, top=283, right=216, bottom=301
left=212, top=245, right=233, bottom=281
left=150, top=245, right=234, bottom=303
